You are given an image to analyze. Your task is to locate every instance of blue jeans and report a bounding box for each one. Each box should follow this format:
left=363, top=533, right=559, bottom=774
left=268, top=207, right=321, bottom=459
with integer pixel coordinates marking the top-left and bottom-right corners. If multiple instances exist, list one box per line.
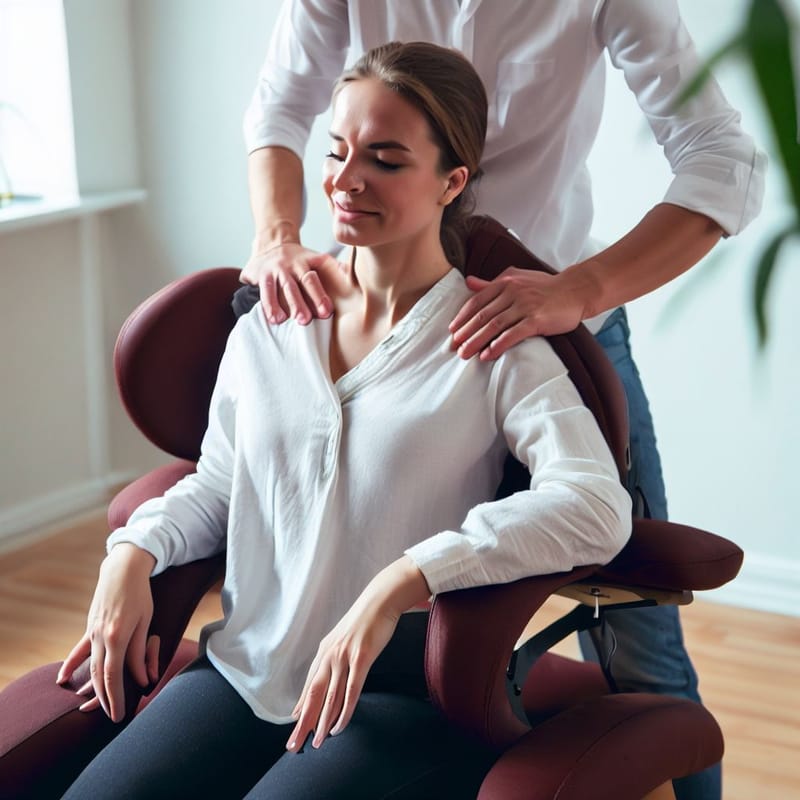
left=582, top=307, right=720, bottom=800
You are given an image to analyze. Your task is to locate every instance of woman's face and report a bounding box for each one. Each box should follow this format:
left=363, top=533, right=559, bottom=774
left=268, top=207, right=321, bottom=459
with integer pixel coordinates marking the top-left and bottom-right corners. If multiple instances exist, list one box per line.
left=323, top=77, right=464, bottom=251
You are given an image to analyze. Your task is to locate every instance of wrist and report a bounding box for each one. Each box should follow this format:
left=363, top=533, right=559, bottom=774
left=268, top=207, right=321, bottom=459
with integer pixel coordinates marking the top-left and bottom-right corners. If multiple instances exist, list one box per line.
left=252, top=220, right=301, bottom=256
left=107, top=542, right=157, bottom=576
left=559, top=260, right=606, bottom=320
left=370, top=557, right=432, bottom=620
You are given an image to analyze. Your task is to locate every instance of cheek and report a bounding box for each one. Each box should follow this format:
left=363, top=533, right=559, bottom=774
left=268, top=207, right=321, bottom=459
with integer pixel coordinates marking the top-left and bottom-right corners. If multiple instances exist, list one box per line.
left=321, top=168, right=335, bottom=203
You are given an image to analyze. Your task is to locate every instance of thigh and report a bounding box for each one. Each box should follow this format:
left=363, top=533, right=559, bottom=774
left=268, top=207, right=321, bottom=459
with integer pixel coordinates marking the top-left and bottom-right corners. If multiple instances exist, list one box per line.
left=62, top=658, right=292, bottom=800
left=245, top=692, right=496, bottom=800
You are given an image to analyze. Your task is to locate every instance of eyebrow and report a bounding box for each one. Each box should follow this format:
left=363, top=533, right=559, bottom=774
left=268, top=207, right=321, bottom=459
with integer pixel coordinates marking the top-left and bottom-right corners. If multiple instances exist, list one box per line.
left=328, top=132, right=411, bottom=152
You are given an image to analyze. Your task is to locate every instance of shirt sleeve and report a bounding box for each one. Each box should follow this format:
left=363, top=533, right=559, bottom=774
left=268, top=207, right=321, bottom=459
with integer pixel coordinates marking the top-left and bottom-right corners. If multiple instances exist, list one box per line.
left=405, top=337, right=632, bottom=595
left=596, top=0, right=766, bottom=235
left=243, top=0, right=350, bottom=157
left=105, top=325, right=241, bottom=576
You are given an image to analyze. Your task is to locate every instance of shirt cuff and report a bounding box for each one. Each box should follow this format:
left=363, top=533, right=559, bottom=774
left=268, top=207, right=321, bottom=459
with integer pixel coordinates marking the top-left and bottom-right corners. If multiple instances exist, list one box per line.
left=404, top=532, right=489, bottom=595
left=106, top=528, right=168, bottom=576
left=664, top=149, right=767, bottom=236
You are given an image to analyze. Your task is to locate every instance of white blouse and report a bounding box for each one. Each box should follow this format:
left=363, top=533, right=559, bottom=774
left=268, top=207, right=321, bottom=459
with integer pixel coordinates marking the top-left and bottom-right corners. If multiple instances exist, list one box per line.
left=108, top=269, right=631, bottom=722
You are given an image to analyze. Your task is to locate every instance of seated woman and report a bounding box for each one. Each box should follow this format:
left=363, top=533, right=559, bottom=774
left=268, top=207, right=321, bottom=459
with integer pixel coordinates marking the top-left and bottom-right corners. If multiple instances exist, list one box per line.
left=57, top=42, right=631, bottom=799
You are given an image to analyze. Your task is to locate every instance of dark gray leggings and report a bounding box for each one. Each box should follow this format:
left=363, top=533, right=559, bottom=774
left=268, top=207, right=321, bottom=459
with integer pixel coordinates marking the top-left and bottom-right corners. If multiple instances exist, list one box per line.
left=62, top=620, right=495, bottom=799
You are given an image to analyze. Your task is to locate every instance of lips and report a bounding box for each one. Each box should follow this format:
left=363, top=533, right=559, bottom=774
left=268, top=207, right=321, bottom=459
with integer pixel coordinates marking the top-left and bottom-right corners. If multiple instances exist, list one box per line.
left=333, top=199, right=378, bottom=221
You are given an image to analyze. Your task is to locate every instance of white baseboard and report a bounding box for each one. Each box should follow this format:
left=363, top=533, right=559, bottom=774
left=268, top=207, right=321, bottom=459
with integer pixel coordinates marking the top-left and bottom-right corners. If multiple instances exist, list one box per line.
left=0, top=472, right=135, bottom=550
left=697, top=552, right=800, bottom=618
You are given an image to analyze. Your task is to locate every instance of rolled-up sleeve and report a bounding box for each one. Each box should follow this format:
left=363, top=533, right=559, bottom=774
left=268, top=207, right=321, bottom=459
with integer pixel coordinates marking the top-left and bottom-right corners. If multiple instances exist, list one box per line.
left=405, top=337, right=632, bottom=595
left=597, top=0, right=766, bottom=235
left=244, top=0, right=350, bottom=157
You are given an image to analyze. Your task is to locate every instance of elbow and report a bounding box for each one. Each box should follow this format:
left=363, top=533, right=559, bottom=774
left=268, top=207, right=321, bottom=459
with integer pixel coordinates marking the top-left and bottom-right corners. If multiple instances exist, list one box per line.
left=584, top=480, right=632, bottom=566
left=601, top=485, right=633, bottom=564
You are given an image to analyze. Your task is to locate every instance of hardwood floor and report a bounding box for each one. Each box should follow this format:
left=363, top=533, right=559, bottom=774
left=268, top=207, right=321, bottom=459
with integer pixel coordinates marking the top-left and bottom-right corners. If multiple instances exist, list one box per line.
left=1, top=510, right=798, bottom=798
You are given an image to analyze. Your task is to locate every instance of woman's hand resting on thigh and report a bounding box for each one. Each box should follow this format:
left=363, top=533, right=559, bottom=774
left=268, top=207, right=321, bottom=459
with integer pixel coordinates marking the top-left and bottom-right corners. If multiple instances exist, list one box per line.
left=56, top=543, right=159, bottom=723
left=287, top=556, right=431, bottom=752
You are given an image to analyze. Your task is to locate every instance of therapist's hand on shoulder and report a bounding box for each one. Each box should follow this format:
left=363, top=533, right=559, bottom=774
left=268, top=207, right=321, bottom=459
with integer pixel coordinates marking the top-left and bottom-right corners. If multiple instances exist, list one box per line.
left=449, top=267, right=593, bottom=360
left=240, top=242, right=337, bottom=325
left=56, top=543, right=160, bottom=723
left=287, top=556, right=431, bottom=752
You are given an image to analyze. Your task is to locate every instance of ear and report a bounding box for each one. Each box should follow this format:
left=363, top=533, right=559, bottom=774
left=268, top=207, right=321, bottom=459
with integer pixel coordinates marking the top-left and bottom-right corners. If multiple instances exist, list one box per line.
left=440, top=166, right=470, bottom=206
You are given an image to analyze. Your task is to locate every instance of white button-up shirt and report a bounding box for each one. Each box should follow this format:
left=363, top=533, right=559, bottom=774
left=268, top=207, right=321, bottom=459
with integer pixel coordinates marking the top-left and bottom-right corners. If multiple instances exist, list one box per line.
left=245, top=0, right=765, bottom=288
left=108, top=269, right=631, bottom=722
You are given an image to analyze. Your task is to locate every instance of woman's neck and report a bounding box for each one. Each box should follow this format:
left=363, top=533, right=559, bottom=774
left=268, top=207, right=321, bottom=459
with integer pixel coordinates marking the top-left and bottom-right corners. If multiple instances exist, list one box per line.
left=323, top=235, right=453, bottom=383
left=341, top=237, right=452, bottom=328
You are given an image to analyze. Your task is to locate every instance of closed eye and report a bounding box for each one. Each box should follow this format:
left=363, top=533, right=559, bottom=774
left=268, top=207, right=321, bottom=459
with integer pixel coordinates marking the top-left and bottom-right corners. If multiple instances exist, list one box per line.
left=325, top=151, right=345, bottom=162
left=375, top=160, right=403, bottom=172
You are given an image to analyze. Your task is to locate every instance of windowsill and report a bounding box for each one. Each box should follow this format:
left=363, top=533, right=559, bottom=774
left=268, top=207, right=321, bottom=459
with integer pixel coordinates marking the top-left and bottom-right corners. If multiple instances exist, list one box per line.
left=0, top=189, right=147, bottom=234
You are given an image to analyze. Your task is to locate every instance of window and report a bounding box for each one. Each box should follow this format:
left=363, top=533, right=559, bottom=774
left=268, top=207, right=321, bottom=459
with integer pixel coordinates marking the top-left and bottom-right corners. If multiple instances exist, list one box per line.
left=0, top=0, right=77, bottom=205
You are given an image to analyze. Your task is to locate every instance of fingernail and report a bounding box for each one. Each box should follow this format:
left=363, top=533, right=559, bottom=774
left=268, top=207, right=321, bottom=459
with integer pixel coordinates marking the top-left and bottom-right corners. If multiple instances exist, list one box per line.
left=287, top=740, right=296, bottom=752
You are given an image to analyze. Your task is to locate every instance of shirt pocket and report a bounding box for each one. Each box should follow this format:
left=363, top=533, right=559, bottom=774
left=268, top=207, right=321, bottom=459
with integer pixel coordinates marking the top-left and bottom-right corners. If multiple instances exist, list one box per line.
left=493, top=58, right=556, bottom=130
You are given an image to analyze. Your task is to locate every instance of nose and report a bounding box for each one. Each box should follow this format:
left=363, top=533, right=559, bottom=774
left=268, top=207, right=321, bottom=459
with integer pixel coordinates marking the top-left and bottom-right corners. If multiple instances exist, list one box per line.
left=332, top=156, right=365, bottom=194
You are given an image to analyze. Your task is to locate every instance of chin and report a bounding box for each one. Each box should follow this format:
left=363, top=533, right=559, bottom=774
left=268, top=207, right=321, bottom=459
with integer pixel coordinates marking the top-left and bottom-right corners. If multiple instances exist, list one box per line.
left=332, top=221, right=377, bottom=248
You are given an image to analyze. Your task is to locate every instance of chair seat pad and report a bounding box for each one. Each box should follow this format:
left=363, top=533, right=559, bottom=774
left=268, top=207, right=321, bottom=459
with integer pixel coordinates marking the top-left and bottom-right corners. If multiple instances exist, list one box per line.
left=478, top=693, right=723, bottom=800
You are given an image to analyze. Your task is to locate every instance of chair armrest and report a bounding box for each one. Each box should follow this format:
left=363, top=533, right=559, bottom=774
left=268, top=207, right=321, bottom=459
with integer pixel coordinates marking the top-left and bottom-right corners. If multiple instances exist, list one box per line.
left=425, top=565, right=598, bottom=750
left=425, top=522, right=743, bottom=751
left=594, top=518, right=744, bottom=592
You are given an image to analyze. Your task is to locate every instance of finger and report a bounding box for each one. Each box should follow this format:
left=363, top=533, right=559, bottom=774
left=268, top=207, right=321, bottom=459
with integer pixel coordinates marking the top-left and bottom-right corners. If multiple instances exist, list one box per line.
left=103, top=639, right=127, bottom=723
left=287, top=669, right=330, bottom=752
left=455, top=303, right=521, bottom=359
left=78, top=696, right=101, bottom=713
left=330, top=666, right=368, bottom=738
left=89, top=638, right=110, bottom=719
left=312, top=665, right=347, bottom=747
left=57, top=635, right=91, bottom=684
left=479, top=320, right=533, bottom=362
left=449, top=285, right=507, bottom=342
left=291, top=650, right=322, bottom=719
left=261, top=275, right=287, bottom=324
left=464, top=274, right=492, bottom=291
left=76, top=679, right=94, bottom=696
left=281, top=278, right=312, bottom=325
left=126, top=622, right=149, bottom=689
left=299, top=270, right=333, bottom=318
left=145, top=635, right=161, bottom=685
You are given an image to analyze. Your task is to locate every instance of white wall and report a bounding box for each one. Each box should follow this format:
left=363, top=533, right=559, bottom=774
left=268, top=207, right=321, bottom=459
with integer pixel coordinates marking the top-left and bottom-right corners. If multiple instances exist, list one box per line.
left=1, top=1, right=796, bottom=614
left=587, top=0, right=800, bottom=614
left=0, top=0, right=147, bottom=540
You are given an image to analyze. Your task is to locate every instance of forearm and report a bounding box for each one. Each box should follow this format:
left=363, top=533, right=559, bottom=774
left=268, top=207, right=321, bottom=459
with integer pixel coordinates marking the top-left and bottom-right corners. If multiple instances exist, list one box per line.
left=363, top=556, right=432, bottom=619
left=248, top=146, right=305, bottom=255
left=562, top=203, right=724, bottom=319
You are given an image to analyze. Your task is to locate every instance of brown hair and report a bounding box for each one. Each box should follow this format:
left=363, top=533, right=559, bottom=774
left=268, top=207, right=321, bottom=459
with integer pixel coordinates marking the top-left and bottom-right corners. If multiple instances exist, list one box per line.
left=334, top=41, right=488, bottom=267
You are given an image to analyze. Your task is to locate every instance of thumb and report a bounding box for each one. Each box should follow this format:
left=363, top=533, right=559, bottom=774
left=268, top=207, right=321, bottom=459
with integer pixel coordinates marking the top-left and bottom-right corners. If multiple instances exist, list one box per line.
left=465, top=274, right=492, bottom=291
left=145, top=635, right=161, bottom=685
left=126, top=622, right=150, bottom=688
